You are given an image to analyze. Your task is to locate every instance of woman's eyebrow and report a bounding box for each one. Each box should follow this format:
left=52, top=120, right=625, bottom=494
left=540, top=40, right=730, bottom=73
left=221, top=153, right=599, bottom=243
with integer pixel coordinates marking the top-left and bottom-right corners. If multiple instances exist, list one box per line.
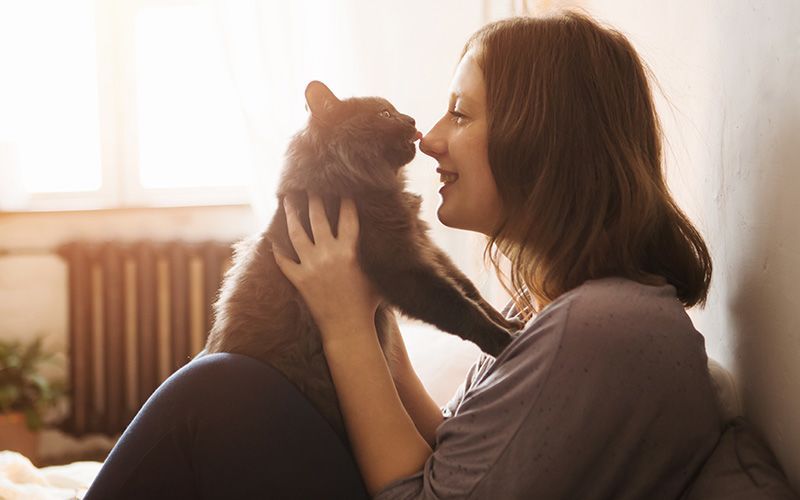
left=450, top=92, right=474, bottom=106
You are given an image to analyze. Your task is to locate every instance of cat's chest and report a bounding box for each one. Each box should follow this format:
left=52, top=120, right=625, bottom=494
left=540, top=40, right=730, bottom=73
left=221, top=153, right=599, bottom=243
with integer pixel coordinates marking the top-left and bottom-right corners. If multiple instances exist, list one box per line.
left=400, top=192, right=423, bottom=215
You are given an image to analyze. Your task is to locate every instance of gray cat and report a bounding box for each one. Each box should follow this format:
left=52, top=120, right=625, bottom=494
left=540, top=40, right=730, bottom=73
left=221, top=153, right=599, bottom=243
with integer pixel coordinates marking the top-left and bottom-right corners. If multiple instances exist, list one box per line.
left=201, top=81, right=521, bottom=448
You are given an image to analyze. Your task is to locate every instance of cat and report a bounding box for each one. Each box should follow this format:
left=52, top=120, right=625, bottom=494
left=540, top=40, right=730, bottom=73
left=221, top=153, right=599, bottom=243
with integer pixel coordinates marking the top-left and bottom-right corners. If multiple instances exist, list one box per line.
left=202, top=80, right=521, bottom=447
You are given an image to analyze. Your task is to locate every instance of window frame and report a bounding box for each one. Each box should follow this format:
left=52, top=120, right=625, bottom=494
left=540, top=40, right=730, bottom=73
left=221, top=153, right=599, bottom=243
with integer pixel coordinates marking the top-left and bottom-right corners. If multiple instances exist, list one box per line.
left=19, top=0, right=251, bottom=212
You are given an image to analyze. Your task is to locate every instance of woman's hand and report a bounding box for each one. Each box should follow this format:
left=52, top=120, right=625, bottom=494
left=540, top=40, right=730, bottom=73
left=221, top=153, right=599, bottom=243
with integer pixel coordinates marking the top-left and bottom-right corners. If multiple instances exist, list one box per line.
left=272, top=193, right=382, bottom=343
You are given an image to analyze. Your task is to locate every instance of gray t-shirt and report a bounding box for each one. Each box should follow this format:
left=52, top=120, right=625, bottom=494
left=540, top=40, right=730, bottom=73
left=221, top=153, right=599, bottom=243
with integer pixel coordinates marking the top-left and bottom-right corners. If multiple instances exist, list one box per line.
left=374, top=276, right=723, bottom=499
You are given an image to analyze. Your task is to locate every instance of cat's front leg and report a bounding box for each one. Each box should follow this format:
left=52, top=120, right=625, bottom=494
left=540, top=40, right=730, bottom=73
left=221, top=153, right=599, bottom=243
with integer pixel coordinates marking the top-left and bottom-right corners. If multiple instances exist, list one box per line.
left=370, top=266, right=513, bottom=357
left=431, top=248, right=525, bottom=331
left=357, top=198, right=513, bottom=356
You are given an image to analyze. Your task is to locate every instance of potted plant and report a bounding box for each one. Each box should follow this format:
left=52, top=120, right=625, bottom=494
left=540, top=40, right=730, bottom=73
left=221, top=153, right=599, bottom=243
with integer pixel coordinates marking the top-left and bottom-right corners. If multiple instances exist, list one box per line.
left=0, top=336, right=66, bottom=465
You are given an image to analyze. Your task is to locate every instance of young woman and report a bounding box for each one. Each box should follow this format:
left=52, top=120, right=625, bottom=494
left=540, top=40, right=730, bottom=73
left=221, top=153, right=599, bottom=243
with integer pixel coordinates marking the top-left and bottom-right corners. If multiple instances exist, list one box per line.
left=86, top=10, right=722, bottom=500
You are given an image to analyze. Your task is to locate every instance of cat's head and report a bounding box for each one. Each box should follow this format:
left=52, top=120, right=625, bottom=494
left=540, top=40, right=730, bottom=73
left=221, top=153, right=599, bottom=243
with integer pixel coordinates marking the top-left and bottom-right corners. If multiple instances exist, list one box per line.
left=303, top=80, right=419, bottom=172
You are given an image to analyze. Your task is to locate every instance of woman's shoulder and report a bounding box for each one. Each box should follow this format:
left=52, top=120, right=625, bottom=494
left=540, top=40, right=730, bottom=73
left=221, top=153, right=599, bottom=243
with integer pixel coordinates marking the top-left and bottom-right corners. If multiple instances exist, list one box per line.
left=540, top=275, right=690, bottom=330
left=507, top=274, right=681, bottom=323
left=482, top=276, right=716, bottom=419
left=564, top=275, right=697, bottom=342
left=501, top=275, right=705, bottom=367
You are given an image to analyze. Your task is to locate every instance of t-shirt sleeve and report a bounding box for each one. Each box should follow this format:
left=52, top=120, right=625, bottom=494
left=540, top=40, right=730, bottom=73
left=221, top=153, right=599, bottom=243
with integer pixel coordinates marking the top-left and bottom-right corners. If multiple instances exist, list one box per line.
left=374, top=299, right=570, bottom=499
left=440, top=301, right=516, bottom=420
left=439, top=352, right=491, bottom=420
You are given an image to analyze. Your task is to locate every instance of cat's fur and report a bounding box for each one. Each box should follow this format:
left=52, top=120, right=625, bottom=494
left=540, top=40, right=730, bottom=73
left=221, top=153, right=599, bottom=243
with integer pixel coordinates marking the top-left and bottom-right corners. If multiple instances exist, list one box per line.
left=203, top=81, right=520, bottom=446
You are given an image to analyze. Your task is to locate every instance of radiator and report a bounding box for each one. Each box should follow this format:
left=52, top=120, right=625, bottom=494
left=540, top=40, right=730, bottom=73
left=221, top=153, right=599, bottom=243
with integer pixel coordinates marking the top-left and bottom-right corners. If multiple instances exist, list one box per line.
left=56, top=240, right=233, bottom=437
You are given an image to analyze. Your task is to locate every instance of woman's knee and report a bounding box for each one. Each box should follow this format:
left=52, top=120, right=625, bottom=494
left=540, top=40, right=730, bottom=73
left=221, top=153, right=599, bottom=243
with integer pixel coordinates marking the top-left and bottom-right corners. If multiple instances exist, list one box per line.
left=169, top=352, right=314, bottom=413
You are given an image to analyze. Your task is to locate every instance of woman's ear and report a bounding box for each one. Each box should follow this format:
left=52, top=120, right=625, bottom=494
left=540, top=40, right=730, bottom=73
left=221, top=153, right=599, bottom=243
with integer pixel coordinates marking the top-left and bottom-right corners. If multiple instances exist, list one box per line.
left=304, top=81, right=341, bottom=120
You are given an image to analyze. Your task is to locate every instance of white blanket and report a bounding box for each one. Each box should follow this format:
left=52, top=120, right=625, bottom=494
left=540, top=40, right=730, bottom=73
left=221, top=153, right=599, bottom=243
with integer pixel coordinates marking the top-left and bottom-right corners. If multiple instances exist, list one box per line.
left=0, top=451, right=102, bottom=500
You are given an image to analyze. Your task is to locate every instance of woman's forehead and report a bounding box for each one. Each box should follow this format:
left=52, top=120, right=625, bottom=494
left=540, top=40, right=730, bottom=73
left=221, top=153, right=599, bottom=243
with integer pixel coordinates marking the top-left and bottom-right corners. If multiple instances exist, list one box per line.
left=449, top=50, right=485, bottom=106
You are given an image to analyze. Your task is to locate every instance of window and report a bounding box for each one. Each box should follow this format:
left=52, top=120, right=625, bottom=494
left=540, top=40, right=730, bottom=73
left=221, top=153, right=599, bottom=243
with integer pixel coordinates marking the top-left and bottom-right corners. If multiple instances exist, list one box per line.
left=0, top=1, right=102, bottom=201
left=0, top=0, right=252, bottom=211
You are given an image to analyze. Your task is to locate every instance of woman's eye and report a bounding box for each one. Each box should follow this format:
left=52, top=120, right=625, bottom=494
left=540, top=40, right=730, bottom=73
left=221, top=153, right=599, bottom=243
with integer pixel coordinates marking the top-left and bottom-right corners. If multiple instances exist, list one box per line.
left=448, top=110, right=465, bottom=123
left=379, top=110, right=391, bottom=118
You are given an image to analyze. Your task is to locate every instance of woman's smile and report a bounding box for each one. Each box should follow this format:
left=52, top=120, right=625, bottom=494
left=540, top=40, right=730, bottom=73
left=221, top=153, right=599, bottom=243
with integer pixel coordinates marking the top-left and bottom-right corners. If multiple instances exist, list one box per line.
left=437, top=168, right=459, bottom=185
left=419, top=48, right=503, bottom=235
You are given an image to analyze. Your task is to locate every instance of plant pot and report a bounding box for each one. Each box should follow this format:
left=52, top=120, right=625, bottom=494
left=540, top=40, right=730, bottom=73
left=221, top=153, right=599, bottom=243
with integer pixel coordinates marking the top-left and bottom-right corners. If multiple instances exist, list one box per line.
left=0, top=411, right=40, bottom=465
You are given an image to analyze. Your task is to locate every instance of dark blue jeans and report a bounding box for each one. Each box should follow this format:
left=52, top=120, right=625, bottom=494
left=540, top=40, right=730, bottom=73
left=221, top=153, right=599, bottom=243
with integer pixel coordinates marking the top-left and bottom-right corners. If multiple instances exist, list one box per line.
left=84, top=353, right=369, bottom=499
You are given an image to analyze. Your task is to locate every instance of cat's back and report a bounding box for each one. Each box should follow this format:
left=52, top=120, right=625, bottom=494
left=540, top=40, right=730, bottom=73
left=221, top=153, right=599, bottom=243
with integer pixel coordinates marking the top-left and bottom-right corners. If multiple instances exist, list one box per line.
left=205, top=228, right=308, bottom=355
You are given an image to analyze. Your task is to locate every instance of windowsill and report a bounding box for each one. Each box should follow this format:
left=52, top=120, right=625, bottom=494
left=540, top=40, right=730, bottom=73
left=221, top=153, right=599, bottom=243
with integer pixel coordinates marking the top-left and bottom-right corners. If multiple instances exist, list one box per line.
left=0, top=202, right=252, bottom=217
left=0, top=203, right=261, bottom=257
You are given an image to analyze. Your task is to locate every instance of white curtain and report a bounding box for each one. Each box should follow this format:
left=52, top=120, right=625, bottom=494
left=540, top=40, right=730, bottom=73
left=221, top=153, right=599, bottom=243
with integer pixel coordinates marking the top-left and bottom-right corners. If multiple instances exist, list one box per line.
left=211, top=0, right=363, bottom=226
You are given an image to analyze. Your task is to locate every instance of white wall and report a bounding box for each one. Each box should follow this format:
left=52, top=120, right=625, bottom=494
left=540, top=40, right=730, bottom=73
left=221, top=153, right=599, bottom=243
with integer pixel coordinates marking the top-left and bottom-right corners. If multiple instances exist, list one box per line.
left=584, top=0, right=800, bottom=488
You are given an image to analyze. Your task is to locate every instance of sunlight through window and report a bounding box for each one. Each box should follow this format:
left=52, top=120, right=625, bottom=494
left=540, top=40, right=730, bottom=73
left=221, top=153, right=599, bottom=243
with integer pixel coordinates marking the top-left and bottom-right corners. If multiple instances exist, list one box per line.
left=0, top=0, right=102, bottom=193
left=135, top=4, right=251, bottom=190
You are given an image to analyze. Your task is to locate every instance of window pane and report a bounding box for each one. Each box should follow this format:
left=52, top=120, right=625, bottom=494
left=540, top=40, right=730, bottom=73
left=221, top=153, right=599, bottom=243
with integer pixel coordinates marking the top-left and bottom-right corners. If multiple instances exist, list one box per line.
left=0, top=1, right=102, bottom=193
left=135, top=5, right=250, bottom=189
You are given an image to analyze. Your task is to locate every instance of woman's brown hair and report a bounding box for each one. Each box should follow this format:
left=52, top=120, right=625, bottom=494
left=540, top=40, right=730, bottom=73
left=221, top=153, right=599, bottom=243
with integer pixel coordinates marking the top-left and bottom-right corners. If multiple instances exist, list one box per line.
left=463, top=10, right=712, bottom=317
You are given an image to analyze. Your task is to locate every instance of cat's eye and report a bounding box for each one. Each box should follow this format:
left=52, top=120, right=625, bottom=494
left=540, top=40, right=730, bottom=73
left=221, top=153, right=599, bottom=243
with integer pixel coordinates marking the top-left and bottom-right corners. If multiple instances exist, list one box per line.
left=379, top=110, right=391, bottom=118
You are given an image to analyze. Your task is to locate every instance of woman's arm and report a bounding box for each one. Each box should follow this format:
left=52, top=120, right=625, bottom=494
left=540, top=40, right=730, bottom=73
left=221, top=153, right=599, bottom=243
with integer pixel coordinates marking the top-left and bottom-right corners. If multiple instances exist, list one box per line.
left=380, top=311, right=445, bottom=449
left=322, top=322, right=433, bottom=496
left=272, top=194, right=433, bottom=496
left=390, top=349, right=445, bottom=449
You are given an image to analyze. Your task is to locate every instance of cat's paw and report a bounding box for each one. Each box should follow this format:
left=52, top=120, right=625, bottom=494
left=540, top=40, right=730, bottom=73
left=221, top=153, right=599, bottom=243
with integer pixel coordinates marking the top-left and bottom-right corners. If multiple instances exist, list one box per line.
left=509, top=318, right=527, bottom=331
left=496, top=316, right=526, bottom=331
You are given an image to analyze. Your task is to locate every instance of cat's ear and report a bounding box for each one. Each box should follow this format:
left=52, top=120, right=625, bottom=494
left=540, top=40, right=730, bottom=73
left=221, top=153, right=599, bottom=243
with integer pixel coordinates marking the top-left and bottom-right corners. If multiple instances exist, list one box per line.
left=305, top=80, right=341, bottom=120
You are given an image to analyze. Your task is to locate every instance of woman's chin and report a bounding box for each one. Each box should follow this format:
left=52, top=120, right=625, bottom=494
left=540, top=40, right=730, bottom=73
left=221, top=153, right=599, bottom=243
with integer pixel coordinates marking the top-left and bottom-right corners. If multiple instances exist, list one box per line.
left=437, top=205, right=493, bottom=236
left=436, top=204, right=464, bottom=230
left=436, top=205, right=454, bottom=228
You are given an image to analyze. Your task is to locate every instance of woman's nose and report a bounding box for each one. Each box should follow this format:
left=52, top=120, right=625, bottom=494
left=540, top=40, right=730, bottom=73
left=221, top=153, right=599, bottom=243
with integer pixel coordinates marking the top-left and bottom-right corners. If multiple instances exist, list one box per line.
left=419, top=131, right=445, bottom=159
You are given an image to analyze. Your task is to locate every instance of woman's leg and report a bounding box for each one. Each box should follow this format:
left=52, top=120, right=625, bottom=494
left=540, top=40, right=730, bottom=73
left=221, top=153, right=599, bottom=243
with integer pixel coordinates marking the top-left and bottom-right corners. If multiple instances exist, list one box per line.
left=84, top=352, right=369, bottom=500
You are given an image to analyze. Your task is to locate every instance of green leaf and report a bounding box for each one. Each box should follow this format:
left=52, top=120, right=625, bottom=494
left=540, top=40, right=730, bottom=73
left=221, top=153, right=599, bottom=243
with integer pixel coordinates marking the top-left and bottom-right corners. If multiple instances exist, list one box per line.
left=24, top=407, right=42, bottom=431
left=0, top=385, right=18, bottom=410
left=0, top=337, right=64, bottom=418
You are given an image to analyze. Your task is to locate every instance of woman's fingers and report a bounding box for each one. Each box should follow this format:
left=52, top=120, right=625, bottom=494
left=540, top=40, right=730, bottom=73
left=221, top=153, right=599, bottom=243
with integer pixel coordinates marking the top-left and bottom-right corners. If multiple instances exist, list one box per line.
left=338, top=198, right=360, bottom=247
left=283, top=196, right=312, bottom=257
left=272, top=241, right=301, bottom=277
left=307, top=193, right=334, bottom=243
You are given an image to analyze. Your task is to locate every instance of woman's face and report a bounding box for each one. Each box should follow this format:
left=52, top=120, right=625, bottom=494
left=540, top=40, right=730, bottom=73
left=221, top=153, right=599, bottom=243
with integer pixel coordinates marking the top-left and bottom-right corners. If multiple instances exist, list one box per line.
left=419, top=48, right=503, bottom=236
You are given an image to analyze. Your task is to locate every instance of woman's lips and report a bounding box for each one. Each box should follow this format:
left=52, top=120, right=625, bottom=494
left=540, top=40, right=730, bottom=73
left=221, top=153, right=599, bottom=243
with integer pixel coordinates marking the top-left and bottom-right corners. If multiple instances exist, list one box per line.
left=436, top=168, right=459, bottom=184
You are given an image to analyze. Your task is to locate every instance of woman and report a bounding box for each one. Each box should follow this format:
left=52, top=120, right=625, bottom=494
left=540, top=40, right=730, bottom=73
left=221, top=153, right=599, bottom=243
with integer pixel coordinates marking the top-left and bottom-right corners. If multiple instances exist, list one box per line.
left=86, top=10, right=722, bottom=500
left=272, top=9, right=724, bottom=499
